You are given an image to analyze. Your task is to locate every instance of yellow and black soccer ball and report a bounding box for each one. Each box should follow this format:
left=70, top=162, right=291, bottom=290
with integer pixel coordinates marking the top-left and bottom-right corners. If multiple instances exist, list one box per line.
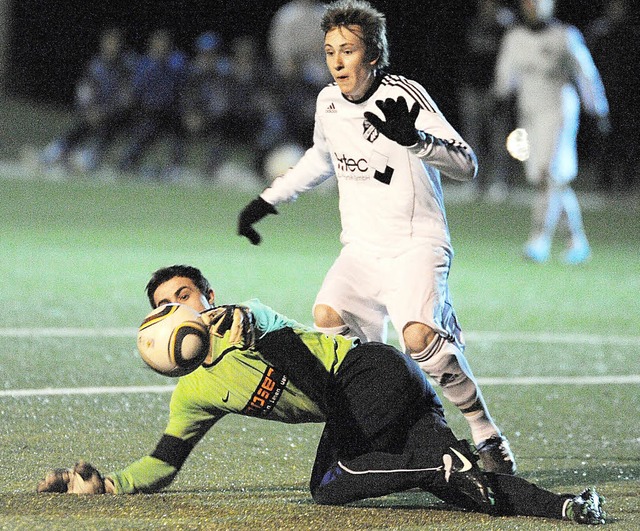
left=137, top=304, right=209, bottom=377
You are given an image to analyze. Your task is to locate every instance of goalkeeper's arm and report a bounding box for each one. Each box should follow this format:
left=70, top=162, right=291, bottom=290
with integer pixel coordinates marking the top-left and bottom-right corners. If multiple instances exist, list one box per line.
left=37, top=435, right=197, bottom=495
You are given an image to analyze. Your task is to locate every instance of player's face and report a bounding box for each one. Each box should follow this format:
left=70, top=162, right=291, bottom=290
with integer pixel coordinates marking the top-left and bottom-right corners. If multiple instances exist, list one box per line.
left=152, top=276, right=214, bottom=312
left=521, top=0, right=554, bottom=22
left=324, top=25, right=377, bottom=101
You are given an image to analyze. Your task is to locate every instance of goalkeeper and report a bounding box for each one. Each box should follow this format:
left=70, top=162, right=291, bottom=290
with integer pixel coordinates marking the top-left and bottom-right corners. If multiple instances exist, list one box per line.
left=37, top=265, right=605, bottom=525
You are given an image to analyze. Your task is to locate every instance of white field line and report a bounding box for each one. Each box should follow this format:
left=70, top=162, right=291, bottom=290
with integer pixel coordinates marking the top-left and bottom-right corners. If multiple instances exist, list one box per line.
left=0, top=328, right=139, bottom=338
left=1, top=328, right=638, bottom=398
left=1, top=375, right=639, bottom=398
left=0, top=328, right=639, bottom=346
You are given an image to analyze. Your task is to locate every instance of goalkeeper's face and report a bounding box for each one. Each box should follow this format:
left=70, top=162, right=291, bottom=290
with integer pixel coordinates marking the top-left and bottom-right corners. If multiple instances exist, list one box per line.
left=152, top=276, right=215, bottom=312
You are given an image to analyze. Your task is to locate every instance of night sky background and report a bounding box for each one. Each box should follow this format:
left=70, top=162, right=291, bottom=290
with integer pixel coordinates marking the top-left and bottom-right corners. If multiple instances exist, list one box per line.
left=3, top=0, right=620, bottom=126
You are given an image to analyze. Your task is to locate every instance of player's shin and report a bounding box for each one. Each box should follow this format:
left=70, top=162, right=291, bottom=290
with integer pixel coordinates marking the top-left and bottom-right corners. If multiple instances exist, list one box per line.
left=408, top=338, right=499, bottom=445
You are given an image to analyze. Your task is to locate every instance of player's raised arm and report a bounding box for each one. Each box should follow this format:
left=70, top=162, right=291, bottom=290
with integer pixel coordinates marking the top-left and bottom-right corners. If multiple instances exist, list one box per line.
left=364, top=93, right=478, bottom=182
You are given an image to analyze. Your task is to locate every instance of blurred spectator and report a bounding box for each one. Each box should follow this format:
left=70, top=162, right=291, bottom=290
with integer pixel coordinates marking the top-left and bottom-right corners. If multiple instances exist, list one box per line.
left=495, top=0, right=610, bottom=265
left=224, top=35, right=288, bottom=182
left=118, top=29, right=187, bottom=180
left=458, top=0, right=515, bottom=201
left=268, top=0, right=330, bottom=146
left=268, top=0, right=329, bottom=87
left=181, top=31, right=233, bottom=178
left=41, top=28, right=136, bottom=173
left=586, top=0, right=640, bottom=194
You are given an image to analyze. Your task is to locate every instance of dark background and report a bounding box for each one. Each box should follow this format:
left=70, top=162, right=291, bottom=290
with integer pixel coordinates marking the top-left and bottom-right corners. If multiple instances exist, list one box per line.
left=4, top=0, right=607, bottom=123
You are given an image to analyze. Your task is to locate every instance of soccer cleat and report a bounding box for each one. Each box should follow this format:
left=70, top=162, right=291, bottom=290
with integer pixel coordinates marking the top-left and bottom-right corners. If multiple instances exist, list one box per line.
left=476, top=434, right=516, bottom=475
left=563, top=238, right=591, bottom=265
left=564, top=487, right=606, bottom=525
left=443, top=440, right=495, bottom=509
left=523, top=236, right=551, bottom=263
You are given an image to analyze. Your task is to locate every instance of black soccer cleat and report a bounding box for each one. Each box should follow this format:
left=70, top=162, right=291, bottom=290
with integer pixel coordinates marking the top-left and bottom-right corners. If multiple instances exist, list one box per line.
left=564, top=487, right=607, bottom=525
left=476, top=434, right=516, bottom=475
left=443, top=440, right=495, bottom=509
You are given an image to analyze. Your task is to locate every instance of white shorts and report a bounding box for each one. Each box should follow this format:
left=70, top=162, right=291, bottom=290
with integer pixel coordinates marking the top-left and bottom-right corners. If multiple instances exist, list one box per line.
left=313, top=242, right=464, bottom=350
left=522, top=85, right=580, bottom=186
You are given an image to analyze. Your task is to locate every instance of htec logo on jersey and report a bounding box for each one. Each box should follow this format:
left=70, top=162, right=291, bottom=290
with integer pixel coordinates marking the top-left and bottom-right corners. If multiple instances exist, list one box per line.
left=363, top=118, right=379, bottom=143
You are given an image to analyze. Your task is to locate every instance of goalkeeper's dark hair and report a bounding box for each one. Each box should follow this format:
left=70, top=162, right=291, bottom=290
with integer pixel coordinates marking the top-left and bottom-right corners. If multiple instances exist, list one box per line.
left=146, top=265, right=212, bottom=308
left=321, top=0, right=389, bottom=69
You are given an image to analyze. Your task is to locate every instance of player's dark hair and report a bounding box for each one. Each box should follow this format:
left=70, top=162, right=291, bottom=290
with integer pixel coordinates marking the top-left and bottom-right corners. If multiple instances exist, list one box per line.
left=146, top=265, right=212, bottom=308
left=321, top=0, right=389, bottom=68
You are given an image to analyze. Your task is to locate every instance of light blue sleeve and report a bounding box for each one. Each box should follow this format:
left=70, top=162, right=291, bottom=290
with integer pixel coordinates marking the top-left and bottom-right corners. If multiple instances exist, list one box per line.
left=242, top=299, right=311, bottom=339
left=566, top=25, right=609, bottom=116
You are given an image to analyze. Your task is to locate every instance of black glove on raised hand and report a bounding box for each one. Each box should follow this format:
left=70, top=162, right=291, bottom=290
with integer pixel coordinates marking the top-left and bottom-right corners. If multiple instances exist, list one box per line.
left=238, top=196, right=278, bottom=245
left=364, top=96, right=421, bottom=146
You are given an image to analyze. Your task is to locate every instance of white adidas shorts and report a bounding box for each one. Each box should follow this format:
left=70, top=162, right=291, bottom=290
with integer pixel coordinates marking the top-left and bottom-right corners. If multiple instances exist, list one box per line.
left=313, top=242, right=464, bottom=349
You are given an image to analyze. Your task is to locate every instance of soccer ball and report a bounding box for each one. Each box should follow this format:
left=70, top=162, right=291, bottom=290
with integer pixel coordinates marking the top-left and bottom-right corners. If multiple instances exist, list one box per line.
left=137, top=304, right=210, bottom=377
left=506, top=128, right=530, bottom=161
left=263, top=142, right=305, bottom=182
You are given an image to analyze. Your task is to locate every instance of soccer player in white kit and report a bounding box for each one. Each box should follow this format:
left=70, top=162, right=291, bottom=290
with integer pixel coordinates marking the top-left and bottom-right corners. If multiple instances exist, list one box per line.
left=494, top=0, right=610, bottom=264
left=239, top=0, right=515, bottom=473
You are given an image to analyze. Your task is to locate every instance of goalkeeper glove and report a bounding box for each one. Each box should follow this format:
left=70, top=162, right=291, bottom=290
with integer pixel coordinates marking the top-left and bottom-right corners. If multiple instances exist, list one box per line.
left=238, top=197, right=278, bottom=245
left=201, top=305, right=256, bottom=351
left=37, top=461, right=108, bottom=494
left=364, top=96, right=423, bottom=147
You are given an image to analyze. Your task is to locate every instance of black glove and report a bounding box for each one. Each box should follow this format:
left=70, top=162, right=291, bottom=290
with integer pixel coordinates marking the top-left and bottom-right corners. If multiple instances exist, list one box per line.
left=238, top=197, right=278, bottom=245
left=364, top=96, right=421, bottom=146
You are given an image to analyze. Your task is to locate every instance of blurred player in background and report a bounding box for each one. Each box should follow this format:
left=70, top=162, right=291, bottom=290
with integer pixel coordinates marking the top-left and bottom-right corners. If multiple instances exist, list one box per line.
left=36, top=264, right=607, bottom=526
left=238, top=0, right=515, bottom=474
left=494, top=0, right=610, bottom=264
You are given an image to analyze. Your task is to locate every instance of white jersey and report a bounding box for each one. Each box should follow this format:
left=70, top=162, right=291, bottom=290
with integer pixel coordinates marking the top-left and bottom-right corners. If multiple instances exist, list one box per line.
left=261, top=73, right=477, bottom=255
left=494, top=21, right=609, bottom=182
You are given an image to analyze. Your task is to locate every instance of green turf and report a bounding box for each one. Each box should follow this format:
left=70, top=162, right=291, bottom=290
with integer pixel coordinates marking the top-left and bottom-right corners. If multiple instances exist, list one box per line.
left=0, top=174, right=638, bottom=529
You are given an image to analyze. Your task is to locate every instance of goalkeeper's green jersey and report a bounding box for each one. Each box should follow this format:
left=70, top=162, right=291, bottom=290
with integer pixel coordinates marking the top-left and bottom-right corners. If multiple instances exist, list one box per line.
left=108, top=299, right=358, bottom=493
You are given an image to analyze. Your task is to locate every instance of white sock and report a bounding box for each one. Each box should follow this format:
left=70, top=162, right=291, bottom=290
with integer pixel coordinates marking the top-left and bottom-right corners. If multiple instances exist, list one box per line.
left=560, top=187, right=588, bottom=244
left=314, top=323, right=353, bottom=338
left=410, top=339, right=500, bottom=445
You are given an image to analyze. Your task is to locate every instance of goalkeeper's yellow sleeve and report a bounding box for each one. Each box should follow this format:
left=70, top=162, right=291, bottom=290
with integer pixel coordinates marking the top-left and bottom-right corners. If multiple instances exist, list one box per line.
left=107, top=456, right=177, bottom=494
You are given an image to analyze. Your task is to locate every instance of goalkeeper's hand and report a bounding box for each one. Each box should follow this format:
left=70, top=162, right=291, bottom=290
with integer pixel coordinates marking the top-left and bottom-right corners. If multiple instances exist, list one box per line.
left=238, top=197, right=278, bottom=245
left=364, top=96, right=422, bottom=147
left=37, top=460, right=109, bottom=494
left=201, top=305, right=256, bottom=351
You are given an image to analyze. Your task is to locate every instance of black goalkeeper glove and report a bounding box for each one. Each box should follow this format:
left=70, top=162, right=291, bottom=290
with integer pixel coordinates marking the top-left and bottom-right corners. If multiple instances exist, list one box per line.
left=364, top=96, right=422, bottom=147
left=237, top=197, right=278, bottom=245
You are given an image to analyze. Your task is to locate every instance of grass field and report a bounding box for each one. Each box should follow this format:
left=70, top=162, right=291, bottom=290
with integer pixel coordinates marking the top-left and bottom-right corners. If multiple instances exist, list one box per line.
left=0, top=170, right=639, bottom=529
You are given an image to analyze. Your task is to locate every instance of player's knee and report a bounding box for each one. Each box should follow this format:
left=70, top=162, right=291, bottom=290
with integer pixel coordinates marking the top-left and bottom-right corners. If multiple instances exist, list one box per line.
left=403, top=322, right=437, bottom=354
left=313, top=304, right=345, bottom=329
